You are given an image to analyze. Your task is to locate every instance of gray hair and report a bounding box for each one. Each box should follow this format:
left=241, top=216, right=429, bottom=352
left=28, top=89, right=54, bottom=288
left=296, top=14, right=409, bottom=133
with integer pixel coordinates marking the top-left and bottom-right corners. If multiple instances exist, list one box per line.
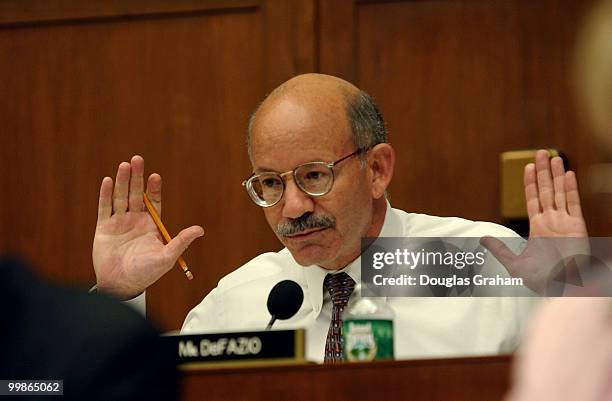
left=246, top=89, right=387, bottom=161
left=346, top=90, right=387, bottom=166
left=349, top=91, right=391, bottom=200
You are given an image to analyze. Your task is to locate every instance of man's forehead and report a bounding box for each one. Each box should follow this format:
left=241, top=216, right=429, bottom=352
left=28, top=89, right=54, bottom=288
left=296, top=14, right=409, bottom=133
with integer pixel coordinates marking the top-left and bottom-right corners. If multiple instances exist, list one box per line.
left=250, top=100, right=353, bottom=171
left=253, top=95, right=350, bottom=140
left=247, top=73, right=358, bottom=169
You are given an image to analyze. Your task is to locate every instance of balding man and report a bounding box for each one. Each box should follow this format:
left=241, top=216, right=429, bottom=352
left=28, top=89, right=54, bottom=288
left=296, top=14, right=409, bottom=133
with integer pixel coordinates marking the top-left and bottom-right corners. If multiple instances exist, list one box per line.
left=93, top=74, right=583, bottom=362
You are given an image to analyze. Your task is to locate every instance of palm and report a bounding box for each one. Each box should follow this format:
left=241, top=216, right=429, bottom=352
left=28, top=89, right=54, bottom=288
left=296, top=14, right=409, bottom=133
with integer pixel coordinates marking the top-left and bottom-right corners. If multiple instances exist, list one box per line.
left=92, top=156, right=204, bottom=300
left=94, top=211, right=166, bottom=295
left=482, top=151, right=588, bottom=295
left=528, top=211, right=587, bottom=238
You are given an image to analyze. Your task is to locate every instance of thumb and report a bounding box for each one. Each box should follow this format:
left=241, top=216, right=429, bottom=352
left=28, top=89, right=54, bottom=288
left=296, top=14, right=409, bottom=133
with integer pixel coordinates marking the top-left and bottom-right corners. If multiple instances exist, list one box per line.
left=480, top=236, right=517, bottom=269
left=164, top=225, right=205, bottom=262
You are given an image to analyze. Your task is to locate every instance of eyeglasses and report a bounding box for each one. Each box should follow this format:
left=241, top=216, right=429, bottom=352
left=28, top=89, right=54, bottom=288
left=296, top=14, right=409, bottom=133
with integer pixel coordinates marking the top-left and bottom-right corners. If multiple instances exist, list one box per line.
left=242, top=149, right=366, bottom=207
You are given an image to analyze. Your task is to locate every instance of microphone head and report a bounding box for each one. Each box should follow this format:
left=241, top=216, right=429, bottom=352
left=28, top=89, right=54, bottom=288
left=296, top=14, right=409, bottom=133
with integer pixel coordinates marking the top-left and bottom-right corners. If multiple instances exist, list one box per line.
left=267, top=280, right=304, bottom=320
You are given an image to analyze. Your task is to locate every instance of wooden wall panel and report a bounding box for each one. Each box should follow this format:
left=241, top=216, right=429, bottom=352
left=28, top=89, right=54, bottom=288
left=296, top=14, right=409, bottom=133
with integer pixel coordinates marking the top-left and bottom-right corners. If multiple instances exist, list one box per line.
left=319, top=0, right=601, bottom=231
left=0, top=0, right=317, bottom=330
left=0, top=0, right=260, bottom=25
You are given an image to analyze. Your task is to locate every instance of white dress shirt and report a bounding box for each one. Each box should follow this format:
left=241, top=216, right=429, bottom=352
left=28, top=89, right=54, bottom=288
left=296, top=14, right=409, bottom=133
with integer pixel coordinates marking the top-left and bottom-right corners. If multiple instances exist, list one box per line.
left=181, top=205, right=538, bottom=363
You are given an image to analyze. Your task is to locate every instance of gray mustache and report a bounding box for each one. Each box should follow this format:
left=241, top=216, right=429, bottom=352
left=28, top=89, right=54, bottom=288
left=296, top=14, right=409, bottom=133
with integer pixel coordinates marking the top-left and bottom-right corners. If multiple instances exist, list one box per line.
left=276, top=213, right=336, bottom=237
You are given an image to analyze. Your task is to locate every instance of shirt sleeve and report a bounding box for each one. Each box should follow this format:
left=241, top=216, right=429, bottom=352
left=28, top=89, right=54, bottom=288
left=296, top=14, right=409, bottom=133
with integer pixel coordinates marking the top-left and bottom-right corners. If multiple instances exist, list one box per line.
left=123, top=292, right=146, bottom=316
left=180, top=287, right=223, bottom=333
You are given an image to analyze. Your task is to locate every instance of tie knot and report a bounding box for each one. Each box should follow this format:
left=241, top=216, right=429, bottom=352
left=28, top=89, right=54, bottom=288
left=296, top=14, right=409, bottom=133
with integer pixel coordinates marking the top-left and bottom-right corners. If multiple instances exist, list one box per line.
left=324, top=272, right=355, bottom=307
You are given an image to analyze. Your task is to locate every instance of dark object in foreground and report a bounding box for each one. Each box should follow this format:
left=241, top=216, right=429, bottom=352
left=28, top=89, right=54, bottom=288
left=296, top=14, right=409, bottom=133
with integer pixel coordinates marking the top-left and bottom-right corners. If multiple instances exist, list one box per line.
left=0, top=257, right=177, bottom=401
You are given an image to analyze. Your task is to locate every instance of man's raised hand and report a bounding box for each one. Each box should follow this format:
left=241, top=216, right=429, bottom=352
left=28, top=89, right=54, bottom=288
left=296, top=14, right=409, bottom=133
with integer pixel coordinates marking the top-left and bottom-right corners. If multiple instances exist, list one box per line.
left=92, top=155, right=204, bottom=300
left=481, top=150, right=588, bottom=294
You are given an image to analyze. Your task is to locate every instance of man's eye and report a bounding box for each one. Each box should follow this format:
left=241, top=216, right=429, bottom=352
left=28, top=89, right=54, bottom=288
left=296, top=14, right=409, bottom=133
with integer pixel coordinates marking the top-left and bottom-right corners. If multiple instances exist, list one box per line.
left=305, top=171, right=323, bottom=181
left=262, top=178, right=280, bottom=188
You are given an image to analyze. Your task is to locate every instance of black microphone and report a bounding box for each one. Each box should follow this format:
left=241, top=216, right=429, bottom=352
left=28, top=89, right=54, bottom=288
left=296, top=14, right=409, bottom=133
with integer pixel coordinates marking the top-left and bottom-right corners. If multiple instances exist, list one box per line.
left=265, top=280, right=304, bottom=330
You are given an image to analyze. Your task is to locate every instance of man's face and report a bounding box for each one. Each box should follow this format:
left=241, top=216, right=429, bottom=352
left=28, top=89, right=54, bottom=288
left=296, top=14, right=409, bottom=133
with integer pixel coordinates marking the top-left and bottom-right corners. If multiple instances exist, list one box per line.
left=250, top=96, right=374, bottom=269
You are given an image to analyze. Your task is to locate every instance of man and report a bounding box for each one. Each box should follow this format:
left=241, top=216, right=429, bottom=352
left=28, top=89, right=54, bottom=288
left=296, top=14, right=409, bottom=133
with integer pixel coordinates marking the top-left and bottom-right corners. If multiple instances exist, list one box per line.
left=93, top=74, right=585, bottom=362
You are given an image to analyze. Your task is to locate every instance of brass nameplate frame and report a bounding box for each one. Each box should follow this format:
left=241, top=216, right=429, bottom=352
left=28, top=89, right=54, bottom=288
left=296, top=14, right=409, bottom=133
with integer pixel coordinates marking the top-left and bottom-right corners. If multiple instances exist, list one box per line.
left=162, top=329, right=305, bottom=370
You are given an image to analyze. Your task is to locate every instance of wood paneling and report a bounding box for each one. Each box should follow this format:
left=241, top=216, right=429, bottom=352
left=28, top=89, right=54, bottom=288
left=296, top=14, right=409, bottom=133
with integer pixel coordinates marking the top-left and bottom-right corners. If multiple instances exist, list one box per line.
left=319, top=0, right=600, bottom=230
left=263, top=0, right=317, bottom=88
left=0, top=0, right=317, bottom=330
left=181, top=355, right=512, bottom=401
left=0, top=0, right=260, bottom=26
left=319, top=0, right=356, bottom=82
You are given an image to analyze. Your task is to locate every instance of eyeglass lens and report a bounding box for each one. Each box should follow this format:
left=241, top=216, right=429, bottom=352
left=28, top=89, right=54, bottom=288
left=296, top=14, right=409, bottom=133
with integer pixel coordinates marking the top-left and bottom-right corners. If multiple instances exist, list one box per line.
left=250, top=162, right=334, bottom=205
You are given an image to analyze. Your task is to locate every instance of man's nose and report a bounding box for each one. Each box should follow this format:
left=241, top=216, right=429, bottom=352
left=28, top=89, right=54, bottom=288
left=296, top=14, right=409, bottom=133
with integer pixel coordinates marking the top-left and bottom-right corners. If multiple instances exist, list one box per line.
left=282, top=177, right=314, bottom=219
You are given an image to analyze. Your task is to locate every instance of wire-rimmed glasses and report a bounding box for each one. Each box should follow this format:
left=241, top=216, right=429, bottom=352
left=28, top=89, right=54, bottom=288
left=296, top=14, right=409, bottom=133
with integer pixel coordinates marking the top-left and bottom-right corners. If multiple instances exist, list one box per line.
left=242, top=149, right=365, bottom=207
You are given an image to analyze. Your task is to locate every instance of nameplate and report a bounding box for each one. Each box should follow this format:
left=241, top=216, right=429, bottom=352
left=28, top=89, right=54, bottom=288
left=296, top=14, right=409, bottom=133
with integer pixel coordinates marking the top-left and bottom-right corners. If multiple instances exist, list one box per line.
left=162, top=329, right=305, bottom=369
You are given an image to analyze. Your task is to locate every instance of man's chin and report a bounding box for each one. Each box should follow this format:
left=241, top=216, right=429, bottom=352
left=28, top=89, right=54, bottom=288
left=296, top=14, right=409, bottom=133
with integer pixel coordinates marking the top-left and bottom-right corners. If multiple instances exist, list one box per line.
left=286, top=244, right=333, bottom=267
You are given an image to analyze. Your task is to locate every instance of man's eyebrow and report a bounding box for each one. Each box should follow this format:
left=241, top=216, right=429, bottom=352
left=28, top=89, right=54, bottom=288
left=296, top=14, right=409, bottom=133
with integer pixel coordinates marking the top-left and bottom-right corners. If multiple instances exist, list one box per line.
left=253, top=157, right=333, bottom=174
left=253, top=166, right=279, bottom=174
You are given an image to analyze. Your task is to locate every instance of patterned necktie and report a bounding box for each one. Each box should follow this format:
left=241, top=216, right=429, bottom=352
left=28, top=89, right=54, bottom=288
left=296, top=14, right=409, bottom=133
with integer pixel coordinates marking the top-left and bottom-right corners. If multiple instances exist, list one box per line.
left=324, top=272, right=356, bottom=363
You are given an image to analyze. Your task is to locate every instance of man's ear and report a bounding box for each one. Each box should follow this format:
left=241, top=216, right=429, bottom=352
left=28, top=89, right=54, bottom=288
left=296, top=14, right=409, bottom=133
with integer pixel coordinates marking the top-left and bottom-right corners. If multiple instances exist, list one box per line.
left=368, top=144, right=395, bottom=199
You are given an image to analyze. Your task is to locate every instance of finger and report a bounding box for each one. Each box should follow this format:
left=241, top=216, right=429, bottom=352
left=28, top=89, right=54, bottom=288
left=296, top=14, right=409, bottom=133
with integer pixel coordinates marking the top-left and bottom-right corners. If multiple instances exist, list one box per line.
left=550, top=156, right=567, bottom=212
left=565, top=171, right=583, bottom=218
left=480, top=236, right=518, bottom=270
left=128, top=155, right=145, bottom=212
left=535, top=149, right=555, bottom=210
left=97, top=177, right=113, bottom=224
left=113, top=162, right=131, bottom=214
left=163, top=225, right=205, bottom=264
left=523, top=163, right=541, bottom=218
left=146, top=173, right=162, bottom=216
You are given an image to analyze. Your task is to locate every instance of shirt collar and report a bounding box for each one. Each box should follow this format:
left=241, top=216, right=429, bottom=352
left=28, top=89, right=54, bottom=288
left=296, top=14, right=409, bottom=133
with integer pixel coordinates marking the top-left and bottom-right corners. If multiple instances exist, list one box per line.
left=302, top=201, right=401, bottom=318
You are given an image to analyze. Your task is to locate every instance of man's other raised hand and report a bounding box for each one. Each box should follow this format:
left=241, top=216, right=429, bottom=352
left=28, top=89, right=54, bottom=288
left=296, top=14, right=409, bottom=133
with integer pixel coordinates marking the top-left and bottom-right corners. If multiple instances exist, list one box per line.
left=481, top=150, right=588, bottom=294
left=93, top=155, right=204, bottom=300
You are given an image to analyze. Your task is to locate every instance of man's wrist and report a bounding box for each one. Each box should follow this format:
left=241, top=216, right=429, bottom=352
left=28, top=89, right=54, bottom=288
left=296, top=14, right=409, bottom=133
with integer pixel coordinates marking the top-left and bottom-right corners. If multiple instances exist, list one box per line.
left=89, top=284, right=146, bottom=315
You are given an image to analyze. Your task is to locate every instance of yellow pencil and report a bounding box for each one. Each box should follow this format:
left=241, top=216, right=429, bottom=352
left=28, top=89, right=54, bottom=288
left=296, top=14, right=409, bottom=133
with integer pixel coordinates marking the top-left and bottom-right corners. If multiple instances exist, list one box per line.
left=143, top=193, right=194, bottom=280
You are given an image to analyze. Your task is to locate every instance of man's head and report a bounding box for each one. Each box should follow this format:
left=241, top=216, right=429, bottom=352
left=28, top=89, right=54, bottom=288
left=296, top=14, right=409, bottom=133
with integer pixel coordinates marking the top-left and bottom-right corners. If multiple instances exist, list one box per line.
left=246, top=74, right=395, bottom=269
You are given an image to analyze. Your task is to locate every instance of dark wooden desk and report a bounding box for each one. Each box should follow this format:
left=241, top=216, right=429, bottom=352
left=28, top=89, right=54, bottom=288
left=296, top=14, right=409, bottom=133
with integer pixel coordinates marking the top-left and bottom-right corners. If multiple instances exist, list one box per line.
left=180, top=355, right=512, bottom=401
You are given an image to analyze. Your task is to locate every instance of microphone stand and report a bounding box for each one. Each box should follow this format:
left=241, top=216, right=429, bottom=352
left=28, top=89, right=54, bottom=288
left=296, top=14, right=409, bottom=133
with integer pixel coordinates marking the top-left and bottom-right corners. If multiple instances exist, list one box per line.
left=265, top=315, right=276, bottom=331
